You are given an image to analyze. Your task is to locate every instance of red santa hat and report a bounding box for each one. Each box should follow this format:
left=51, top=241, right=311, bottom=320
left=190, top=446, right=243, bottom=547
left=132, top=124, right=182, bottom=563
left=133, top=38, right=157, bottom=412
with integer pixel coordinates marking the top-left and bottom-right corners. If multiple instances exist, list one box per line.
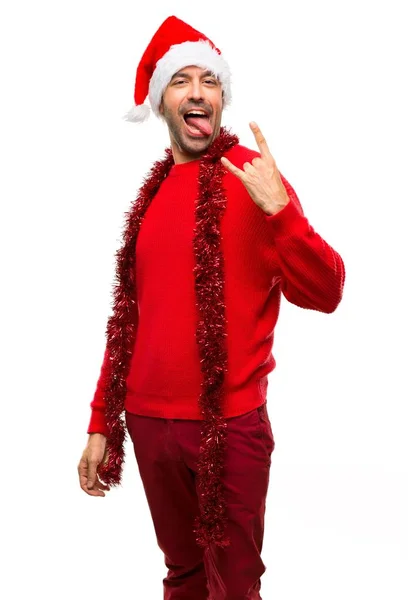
left=123, top=15, right=232, bottom=123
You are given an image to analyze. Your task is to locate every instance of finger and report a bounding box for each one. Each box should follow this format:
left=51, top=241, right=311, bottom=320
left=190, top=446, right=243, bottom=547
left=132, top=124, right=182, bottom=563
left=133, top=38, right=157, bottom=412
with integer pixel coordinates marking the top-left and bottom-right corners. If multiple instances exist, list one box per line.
left=87, top=459, right=99, bottom=489
left=78, top=456, right=89, bottom=486
left=249, top=122, right=272, bottom=161
left=95, top=477, right=110, bottom=492
left=96, top=470, right=110, bottom=491
left=97, top=480, right=110, bottom=491
left=221, top=156, right=247, bottom=181
left=79, top=469, right=106, bottom=496
left=81, top=481, right=106, bottom=496
left=243, top=161, right=256, bottom=174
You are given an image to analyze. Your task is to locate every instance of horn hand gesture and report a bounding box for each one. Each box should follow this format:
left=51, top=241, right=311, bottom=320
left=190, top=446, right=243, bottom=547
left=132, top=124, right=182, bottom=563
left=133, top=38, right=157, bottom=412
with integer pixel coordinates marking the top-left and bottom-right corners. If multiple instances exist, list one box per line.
left=221, top=122, right=290, bottom=216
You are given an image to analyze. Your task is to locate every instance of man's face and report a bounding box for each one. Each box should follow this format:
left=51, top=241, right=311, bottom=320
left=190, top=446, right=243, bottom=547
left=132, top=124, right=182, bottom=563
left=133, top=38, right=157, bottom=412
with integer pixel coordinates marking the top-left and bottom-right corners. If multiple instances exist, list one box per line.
left=159, top=65, right=224, bottom=162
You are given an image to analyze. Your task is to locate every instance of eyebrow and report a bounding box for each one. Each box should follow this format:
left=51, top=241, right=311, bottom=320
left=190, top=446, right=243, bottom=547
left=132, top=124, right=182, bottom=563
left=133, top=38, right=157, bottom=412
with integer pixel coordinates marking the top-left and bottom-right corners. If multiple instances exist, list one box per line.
left=171, top=70, right=218, bottom=80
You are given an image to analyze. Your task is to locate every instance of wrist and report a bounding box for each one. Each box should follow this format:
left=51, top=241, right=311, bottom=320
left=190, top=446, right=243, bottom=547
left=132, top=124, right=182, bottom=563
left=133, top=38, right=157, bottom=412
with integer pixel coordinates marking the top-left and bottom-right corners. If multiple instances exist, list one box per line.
left=263, top=201, right=289, bottom=216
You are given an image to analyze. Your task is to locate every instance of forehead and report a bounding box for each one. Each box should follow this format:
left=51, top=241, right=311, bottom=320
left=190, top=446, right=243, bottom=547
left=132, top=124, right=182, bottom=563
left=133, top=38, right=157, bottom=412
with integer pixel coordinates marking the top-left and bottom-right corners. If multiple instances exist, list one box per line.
left=170, top=66, right=218, bottom=79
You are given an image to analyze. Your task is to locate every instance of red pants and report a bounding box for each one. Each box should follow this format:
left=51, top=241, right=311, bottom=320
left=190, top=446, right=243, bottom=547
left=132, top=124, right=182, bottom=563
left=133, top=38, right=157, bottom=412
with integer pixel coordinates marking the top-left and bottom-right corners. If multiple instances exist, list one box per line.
left=125, top=404, right=275, bottom=600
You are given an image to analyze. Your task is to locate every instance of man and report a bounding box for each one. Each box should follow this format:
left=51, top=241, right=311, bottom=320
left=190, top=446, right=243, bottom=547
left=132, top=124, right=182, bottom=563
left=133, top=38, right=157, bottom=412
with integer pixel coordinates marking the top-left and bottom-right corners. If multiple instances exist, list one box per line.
left=77, top=15, right=345, bottom=600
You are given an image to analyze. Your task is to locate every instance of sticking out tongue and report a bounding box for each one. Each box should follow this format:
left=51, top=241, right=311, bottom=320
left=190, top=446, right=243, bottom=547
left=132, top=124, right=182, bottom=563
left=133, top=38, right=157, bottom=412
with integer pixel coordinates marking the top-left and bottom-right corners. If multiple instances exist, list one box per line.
left=185, top=116, right=213, bottom=136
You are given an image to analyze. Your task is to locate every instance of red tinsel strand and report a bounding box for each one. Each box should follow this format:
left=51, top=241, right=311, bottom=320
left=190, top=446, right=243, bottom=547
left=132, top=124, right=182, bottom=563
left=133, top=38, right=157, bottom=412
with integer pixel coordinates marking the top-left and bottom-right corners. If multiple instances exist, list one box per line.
left=97, top=149, right=175, bottom=486
left=192, top=129, right=239, bottom=548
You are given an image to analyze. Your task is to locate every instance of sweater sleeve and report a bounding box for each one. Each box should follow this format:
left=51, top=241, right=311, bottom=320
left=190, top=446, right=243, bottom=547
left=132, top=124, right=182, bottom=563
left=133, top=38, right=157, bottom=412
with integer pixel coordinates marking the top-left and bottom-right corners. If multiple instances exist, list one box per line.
left=86, top=345, right=111, bottom=437
left=264, top=174, right=345, bottom=313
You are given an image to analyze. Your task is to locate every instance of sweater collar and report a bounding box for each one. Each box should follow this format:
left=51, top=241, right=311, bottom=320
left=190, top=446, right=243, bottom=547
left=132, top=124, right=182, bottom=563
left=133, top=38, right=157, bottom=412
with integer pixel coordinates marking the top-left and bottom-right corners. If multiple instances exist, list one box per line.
left=167, top=126, right=238, bottom=177
left=168, top=158, right=201, bottom=177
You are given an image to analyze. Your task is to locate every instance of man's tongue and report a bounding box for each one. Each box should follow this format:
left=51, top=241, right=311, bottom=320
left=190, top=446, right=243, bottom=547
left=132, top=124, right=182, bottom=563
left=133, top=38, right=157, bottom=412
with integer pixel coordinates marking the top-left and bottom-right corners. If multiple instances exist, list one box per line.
left=185, top=116, right=213, bottom=136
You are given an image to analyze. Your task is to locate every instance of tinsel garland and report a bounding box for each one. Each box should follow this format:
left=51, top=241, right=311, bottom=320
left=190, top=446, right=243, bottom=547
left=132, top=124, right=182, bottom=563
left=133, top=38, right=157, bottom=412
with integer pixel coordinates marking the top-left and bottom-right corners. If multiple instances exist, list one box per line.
left=96, top=126, right=239, bottom=548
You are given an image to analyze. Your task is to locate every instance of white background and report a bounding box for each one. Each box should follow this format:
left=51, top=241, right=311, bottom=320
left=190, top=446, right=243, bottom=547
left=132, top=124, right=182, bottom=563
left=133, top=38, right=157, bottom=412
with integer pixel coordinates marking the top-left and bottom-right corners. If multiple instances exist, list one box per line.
left=1, top=0, right=412, bottom=598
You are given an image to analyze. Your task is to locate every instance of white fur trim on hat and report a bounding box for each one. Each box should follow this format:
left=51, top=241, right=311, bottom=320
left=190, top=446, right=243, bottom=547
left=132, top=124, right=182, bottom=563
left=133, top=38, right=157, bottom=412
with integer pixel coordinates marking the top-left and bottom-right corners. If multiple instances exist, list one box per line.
left=148, top=39, right=232, bottom=119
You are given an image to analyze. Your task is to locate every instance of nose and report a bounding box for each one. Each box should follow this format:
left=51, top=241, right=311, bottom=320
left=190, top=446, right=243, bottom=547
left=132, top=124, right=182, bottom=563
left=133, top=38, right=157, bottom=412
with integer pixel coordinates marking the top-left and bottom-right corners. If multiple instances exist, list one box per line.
left=187, top=79, right=203, bottom=101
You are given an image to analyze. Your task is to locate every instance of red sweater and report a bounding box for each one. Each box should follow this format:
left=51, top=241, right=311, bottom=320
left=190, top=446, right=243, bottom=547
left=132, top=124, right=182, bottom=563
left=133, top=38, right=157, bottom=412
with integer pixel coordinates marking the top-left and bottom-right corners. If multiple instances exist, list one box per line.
left=87, top=143, right=345, bottom=436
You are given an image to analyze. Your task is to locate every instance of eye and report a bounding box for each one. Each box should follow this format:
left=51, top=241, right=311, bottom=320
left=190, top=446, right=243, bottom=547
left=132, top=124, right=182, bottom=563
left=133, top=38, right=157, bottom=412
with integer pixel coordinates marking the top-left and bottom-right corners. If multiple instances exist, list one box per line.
left=174, top=80, right=186, bottom=85
left=204, top=79, right=217, bottom=85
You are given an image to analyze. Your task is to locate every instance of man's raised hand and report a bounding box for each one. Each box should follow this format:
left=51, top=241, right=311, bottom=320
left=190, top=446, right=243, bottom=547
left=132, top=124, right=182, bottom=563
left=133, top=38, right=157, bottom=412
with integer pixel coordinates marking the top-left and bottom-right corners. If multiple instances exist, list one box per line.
left=220, top=122, right=290, bottom=216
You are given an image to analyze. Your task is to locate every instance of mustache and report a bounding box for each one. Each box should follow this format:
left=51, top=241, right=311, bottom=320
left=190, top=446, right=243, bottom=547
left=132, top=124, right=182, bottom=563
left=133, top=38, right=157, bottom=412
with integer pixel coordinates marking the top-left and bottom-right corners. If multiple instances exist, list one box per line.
left=181, top=105, right=212, bottom=117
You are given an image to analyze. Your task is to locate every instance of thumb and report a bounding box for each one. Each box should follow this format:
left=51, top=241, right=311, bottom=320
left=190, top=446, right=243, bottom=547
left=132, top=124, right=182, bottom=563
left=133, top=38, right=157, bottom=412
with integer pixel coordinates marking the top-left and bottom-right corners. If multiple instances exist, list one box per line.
left=87, top=459, right=98, bottom=489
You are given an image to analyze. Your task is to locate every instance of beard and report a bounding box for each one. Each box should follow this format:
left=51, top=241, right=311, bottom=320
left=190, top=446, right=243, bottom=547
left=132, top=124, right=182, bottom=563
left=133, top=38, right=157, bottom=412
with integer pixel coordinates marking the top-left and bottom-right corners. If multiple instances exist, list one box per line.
left=161, top=104, right=220, bottom=156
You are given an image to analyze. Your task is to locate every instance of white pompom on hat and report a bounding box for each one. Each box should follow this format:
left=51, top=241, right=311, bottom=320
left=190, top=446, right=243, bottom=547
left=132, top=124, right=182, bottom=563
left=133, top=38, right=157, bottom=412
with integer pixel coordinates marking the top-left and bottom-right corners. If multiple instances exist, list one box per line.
left=123, top=15, right=232, bottom=123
